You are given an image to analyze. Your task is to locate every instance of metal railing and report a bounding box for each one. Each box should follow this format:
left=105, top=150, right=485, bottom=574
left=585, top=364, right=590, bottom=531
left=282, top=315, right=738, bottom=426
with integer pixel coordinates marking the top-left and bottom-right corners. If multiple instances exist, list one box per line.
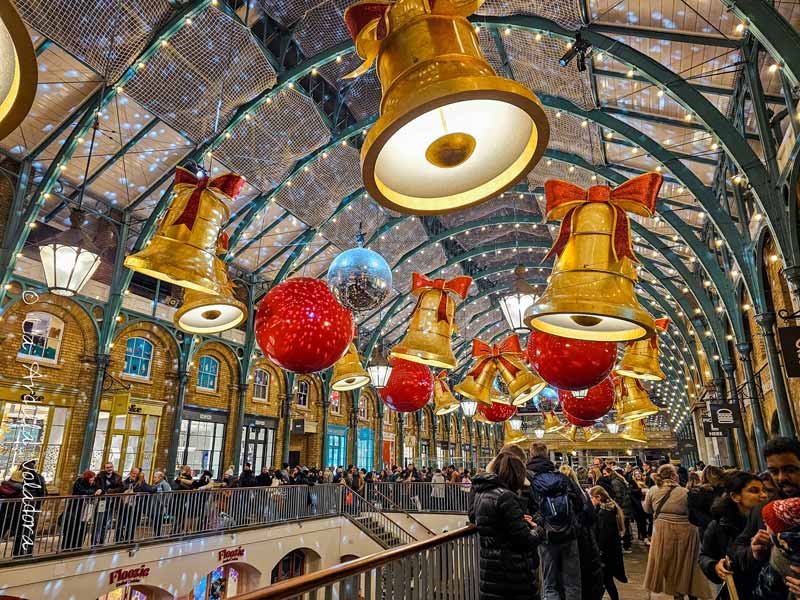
left=0, top=484, right=343, bottom=563
left=232, top=525, right=479, bottom=600
left=366, top=482, right=472, bottom=514
left=342, top=489, right=415, bottom=548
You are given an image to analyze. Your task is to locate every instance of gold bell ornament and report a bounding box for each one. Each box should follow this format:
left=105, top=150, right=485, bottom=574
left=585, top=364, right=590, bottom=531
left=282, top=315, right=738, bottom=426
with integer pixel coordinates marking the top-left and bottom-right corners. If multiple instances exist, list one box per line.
left=342, top=0, right=549, bottom=215
left=503, top=419, right=527, bottom=445
left=542, top=410, right=564, bottom=433
left=433, top=371, right=461, bottom=416
left=0, top=0, right=37, bottom=139
left=584, top=427, right=603, bottom=442
left=616, top=375, right=659, bottom=424
left=561, top=425, right=578, bottom=442
left=620, top=418, right=647, bottom=443
left=125, top=167, right=246, bottom=294
left=392, top=273, right=472, bottom=369
left=616, top=317, right=670, bottom=381
left=472, top=411, right=490, bottom=424
left=525, top=173, right=663, bottom=342
left=174, top=232, right=247, bottom=334
left=332, top=343, right=371, bottom=391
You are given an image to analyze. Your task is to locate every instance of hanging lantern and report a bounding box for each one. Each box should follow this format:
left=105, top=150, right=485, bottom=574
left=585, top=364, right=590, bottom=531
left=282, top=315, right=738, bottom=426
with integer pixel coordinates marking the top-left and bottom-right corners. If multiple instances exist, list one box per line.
left=460, top=398, right=478, bottom=418
left=433, top=371, right=460, bottom=416
left=525, top=174, right=662, bottom=341
left=327, top=234, right=392, bottom=312
left=342, top=0, right=549, bottom=215
left=499, top=265, right=538, bottom=334
left=380, top=357, right=434, bottom=412
left=367, top=343, right=393, bottom=388
left=606, top=422, right=620, bottom=434
left=391, top=273, right=472, bottom=368
left=503, top=420, right=527, bottom=445
left=534, top=428, right=545, bottom=439
left=255, top=278, right=353, bottom=374
left=0, top=0, right=37, bottom=139
left=621, top=418, right=647, bottom=443
left=559, top=377, right=614, bottom=422
left=616, top=376, right=660, bottom=424
left=332, top=343, right=371, bottom=391
left=527, top=329, right=616, bottom=391
left=542, top=410, right=564, bottom=433
left=477, top=400, right=517, bottom=423
left=125, top=167, right=246, bottom=295
left=174, top=232, right=246, bottom=334
left=38, top=207, right=102, bottom=296
left=616, top=317, right=670, bottom=381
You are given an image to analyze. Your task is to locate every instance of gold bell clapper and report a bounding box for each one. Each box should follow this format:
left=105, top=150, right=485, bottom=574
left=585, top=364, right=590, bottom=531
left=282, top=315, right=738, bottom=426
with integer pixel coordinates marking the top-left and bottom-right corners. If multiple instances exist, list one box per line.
left=331, top=343, right=372, bottom=391
left=174, top=232, right=247, bottom=334
left=391, top=273, right=472, bottom=369
left=621, top=418, right=647, bottom=443
left=542, top=410, right=564, bottom=433
left=616, top=317, right=670, bottom=381
left=342, top=0, right=549, bottom=215
left=525, top=173, right=663, bottom=342
left=125, top=167, right=246, bottom=294
left=616, top=376, right=659, bottom=424
left=433, top=371, right=461, bottom=416
left=504, top=420, right=527, bottom=445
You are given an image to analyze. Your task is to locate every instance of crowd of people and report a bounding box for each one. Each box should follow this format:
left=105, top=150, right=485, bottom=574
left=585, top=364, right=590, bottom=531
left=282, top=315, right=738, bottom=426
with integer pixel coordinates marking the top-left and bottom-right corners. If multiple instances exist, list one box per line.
left=468, top=437, right=800, bottom=600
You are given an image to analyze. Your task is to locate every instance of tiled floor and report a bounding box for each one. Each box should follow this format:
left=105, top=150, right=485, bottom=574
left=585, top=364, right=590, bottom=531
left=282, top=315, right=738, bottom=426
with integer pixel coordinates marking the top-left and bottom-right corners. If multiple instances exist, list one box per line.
left=613, top=540, right=679, bottom=600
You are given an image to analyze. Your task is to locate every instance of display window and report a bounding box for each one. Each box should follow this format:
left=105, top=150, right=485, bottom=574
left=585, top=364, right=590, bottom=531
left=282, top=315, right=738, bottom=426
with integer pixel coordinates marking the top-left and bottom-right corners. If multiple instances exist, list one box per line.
left=176, top=408, right=227, bottom=478
left=356, top=428, right=374, bottom=470
left=325, top=425, right=347, bottom=469
left=17, top=311, right=63, bottom=363
left=0, top=401, right=68, bottom=483
left=239, top=416, right=277, bottom=472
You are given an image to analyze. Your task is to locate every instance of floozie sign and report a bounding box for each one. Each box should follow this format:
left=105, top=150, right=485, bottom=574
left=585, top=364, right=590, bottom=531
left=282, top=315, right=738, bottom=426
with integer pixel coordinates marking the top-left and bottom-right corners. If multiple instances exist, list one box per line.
left=109, top=565, right=150, bottom=587
left=218, top=546, right=245, bottom=564
left=778, top=326, right=800, bottom=378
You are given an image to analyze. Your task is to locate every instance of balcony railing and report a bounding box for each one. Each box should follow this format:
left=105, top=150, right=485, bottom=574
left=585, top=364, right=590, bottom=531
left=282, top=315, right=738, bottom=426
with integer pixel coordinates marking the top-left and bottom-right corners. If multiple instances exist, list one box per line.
left=365, top=482, right=472, bottom=514
left=232, top=525, right=479, bottom=600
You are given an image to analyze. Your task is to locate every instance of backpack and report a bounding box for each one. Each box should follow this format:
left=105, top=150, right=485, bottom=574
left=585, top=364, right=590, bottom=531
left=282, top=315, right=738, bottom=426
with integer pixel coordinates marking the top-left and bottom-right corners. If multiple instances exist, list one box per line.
left=531, top=471, right=574, bottom=541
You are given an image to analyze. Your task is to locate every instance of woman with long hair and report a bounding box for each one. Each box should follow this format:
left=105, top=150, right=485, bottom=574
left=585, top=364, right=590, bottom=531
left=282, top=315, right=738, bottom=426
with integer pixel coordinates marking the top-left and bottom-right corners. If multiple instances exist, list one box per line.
left=630, top=469, right=651, bottom=544
left=644, top=464, right=712, bottom=599
left=590, top=485, right=628, bottom=600
left=688, top=465, right=725, bottom=537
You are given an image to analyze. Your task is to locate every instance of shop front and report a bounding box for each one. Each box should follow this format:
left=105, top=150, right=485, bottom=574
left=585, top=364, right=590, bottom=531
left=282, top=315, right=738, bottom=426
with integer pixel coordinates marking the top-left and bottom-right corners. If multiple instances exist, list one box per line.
left=325, top=425, right=347, bottom=469
left=239, top=415, right=278, bottom=472
left=176, top=406, right=228, bottom=479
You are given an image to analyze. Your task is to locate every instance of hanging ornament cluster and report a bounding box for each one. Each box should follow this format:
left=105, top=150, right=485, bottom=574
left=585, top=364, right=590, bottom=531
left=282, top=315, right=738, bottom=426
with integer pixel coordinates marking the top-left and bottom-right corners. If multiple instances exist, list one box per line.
left=527, top=329, right=616, bottom=392
left=342, top=0, right=549, bottom=215
left=525, top=173, right=662, bottom=341
left=433, top=371, right=460, bottom=416
left=456, top=334, right=545, bottom=406
left=379, top=357, right=434, bottom=412
left=560, top=377, right=615, bottom=423
left=255, top=278, right=353, bottom=374
left=616, top=317, right=670, bottom=381
left=391, top=273, right=472, bottom=369
left=327, top=235, right=392, bottom=312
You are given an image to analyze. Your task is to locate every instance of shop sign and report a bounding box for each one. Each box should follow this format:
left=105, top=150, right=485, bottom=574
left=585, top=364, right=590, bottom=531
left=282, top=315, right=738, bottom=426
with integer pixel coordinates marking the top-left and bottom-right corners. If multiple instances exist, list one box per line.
left=709, top=403, right=740, bottom=430
left=109, top=565, right=150, bottom=586
left=778, top=326, right=800, bottom=378
left=701, top=414, right=725, bottom=438
left=292, top=419, right=305, bottom=434
left=218, top=546, right=245, bottom=564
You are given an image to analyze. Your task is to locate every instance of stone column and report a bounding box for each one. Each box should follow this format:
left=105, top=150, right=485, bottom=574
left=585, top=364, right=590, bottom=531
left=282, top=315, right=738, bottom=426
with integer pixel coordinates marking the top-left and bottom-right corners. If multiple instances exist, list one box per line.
left=79, top=353, right=110, bottom=473
left=736, top=343, right=767, bottom=469
left=721, top=361, right=751, bottom=471
left=754, top=312, right=795, bottom=437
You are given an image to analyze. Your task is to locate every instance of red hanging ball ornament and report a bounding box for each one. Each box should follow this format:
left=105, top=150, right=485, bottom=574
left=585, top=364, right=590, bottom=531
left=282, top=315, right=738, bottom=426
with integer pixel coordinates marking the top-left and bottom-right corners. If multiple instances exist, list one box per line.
left=477, top=401, right=518, bottom=423
left=255, top=277, right=353, bottom=373
left=562, top=410, right=597, bottom=427
left=559, top=377, right=615, bottom=421
left=380, top=357, right=434, bottom=412
left=527, top=330, right=616, bottom=390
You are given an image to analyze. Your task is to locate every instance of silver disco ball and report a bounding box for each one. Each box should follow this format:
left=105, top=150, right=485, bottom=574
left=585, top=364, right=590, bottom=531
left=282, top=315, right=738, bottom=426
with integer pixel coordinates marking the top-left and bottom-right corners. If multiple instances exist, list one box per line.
left=327, top=247, right=392, bottom=312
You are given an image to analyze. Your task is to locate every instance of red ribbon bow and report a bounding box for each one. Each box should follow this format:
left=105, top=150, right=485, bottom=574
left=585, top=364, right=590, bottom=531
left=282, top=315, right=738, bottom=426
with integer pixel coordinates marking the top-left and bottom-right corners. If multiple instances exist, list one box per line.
left=469, top=335, right=523, bottom=379
left=543, top=173, right=663, bottom=264
left=410, top=273, right=473, bottom=324
left=171, top=167, right=246, bottom=231
left=647, top=317, right=671, bottom=350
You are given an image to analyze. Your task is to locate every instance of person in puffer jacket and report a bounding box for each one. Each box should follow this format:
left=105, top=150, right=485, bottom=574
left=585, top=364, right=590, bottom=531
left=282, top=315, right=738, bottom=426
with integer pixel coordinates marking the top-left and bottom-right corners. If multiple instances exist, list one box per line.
left=469, top=451, right=545, bottom=600
left=754, top=497, right=800, bottom=600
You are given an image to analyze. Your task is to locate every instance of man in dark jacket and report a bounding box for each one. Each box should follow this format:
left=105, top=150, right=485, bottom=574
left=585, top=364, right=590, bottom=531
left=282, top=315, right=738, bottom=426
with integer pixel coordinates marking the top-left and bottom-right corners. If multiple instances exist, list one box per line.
left=256, top=466, right=272, bottom=487
left=238, top=463, right=257, bottom=487
left=115, top=467, right=156, bottom=543
left=93, top=461, right=124, bottom=546
left=731, top=437, right=800, bottom=599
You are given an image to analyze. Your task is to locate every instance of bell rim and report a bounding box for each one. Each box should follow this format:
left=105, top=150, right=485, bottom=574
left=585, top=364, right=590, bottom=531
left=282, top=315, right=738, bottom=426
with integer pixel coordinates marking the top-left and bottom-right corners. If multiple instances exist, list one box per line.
left=525, top=304, right=655, bottom=342
left=614, top=366, right=665, bottom=381
left=362, top=77, right=549, bottom=215
left=616, top=408, right=659, bottom=424
left=0, top=0, right=38, bottom=140
left=389, top=347, right=457, bottom=370
left=175, top=298, right=246, bottom=334
left=331, top=374, right=371, bottom=391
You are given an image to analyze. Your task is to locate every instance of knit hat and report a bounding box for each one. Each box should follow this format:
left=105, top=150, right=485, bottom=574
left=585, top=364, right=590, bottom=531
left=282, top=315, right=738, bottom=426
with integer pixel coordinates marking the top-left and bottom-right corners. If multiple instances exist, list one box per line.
left=762, top=498, right=800, bottom=533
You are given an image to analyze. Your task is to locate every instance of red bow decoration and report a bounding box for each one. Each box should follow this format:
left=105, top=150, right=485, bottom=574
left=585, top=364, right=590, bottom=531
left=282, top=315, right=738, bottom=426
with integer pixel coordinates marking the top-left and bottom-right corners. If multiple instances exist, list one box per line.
left=436, top=370, right=450, bottom=390
left=543, top=173, right=663, bottom=264
left=410, top=273, right=473, bottom=324
left=171, top=167, right=246, bottom=231
left=469, top=334, right=524, bottom=379
left=654, top=317, right=670, bottom=332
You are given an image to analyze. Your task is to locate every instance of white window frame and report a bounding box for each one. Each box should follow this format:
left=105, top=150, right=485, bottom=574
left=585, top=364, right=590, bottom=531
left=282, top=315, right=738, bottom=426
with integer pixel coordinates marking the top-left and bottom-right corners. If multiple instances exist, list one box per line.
left=17, top=311, right=63, bottom=365
left=358, top=396, right=368, bottom=421
left=197, top=356, right=220, bottom=392
left=296, top=380, right=310, bottom=408
left=122, top=336, right=154, bottom=380
left=330, top=390, right=341, bottom=415
left=253, top=368, right=270, bottom=402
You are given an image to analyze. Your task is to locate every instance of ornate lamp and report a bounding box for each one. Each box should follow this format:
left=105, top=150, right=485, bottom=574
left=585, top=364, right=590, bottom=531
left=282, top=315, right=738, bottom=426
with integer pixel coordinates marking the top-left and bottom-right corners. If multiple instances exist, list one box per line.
left=367, top=344, right=393, bottom=388
left=460, top=398, right=478, bottom=417
left=606, top=422, right=620, bottom=434
left=0, top=0, right=37, bottom=139
left=499, top=265, right=538, bottom=333
left=38, top=207, right=102, bottom=296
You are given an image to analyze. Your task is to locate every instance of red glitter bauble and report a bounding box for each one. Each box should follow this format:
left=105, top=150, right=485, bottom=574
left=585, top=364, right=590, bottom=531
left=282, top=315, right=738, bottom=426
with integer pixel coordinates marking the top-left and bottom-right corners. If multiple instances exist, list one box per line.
left=562, top=410, right=597, bottom=427
left=477, top=401, right=518, bottom=423
left=380, top=358, right=434, bottom=412
left=255, top=277, right=353, bottom=373
left=560, top=377, right=615, bottom=422
left=527, top=330, right=616, bottom=390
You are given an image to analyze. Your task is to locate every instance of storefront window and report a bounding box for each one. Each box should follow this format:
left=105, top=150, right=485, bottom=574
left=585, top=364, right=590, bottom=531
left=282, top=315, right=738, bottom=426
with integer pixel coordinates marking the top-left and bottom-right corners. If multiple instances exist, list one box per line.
left=252, top=369, right=269, bottom=402
left=0, top=402, right=68, bottom=483
left=17, top=311, right=63, bottom=363
left=239, top=418, right=277, bottom=472
left=197, top=356, right=219, bottom=392
left=325, top=426, right=347, bottom=468
left=177, top=411, right=226, bottom=478
left=123, top=337, right=153, bottom=379
left=182, top=565, right=240, bottom=600
left=357, top=428, right=374, bottom=470
left=271, top=550, right=305, bottom=583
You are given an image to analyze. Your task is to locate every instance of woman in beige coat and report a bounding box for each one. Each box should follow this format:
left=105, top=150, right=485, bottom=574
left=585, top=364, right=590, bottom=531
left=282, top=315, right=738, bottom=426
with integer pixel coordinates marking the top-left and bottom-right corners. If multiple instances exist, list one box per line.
left=644, top=464, right=712, bottom=599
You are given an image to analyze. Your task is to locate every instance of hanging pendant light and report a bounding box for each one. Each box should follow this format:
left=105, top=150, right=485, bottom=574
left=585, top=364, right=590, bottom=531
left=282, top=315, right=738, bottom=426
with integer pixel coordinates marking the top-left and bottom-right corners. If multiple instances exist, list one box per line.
left=0, top=0, right=37, bottom=139
left=460, top=398, right=478, bottom=417
left=499, top=265, right=538, bottom=334
left=606, top=422, right=620, bottom=434
left=367, top=343, right=393, bottom=388
left=38, top=207, right=102, bottom=296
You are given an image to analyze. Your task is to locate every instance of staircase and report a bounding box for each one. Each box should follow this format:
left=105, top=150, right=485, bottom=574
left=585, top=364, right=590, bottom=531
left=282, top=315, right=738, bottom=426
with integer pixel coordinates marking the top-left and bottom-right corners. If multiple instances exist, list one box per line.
left=349, top=513, right=406, bottom=548
left=342, top=489, right=414, bottom=549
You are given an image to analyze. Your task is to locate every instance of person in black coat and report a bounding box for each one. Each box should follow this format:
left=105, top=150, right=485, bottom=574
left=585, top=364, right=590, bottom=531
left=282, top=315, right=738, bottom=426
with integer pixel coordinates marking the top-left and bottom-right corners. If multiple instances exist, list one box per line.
left=469, top=452, right=545, bottom=600
left=589, top=486, right=628, bottom=600
left=237, top=463, right=258, bottom=487
left=699, top=471, right=768, bottom=600
left=61, top=471, right=98, bottom=551
left=688, top=465, right=725, bottom=538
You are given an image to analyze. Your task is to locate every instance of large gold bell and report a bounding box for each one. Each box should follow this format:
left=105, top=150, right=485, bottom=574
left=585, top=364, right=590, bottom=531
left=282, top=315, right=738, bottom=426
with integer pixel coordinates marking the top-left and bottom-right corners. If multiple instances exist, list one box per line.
left=503, top=420, right=527, bottom=445
left=561, top=425, right=578, bottom=442
left=584, top=427, right=603, bottom=442
left=125, top=168, right=244, bottom=295
left=620, top=418, right=647, bottom=443
left=331, top=343, right=371, bottom=391
left=616, top=319, right=669, bottom=381
left=344, top=0, right=549, bottom=215
left=454, top=363, right=496, bottom=405
left=496, top=354, right=547, bottom=406
left=433, top=371, right=461, bottom=416
left=616, top=376, right=659, bottom=424
left=542, top=410, right=564, bottom=433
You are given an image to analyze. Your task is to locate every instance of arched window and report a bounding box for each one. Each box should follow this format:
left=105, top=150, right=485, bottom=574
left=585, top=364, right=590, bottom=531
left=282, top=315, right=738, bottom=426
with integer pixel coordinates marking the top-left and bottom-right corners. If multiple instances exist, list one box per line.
left=358, top=396, right=368, bottom=420
left=296, top=380, right=310, bottom=408
left=253, top=368, right=269, bottom=401
left=271, top=549, right=306, bottom=583
left=198, top=356, right=220, bottom=391
left=17, top=312, right=63, bottom=364
left=123, top=336, right=153, bottom=379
